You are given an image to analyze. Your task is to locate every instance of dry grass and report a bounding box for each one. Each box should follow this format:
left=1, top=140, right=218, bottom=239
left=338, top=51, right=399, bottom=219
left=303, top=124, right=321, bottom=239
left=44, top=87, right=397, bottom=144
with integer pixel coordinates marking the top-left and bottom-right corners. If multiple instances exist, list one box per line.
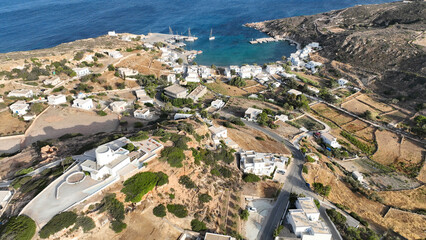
left=383, top=209, right=426, bottom=240
left=341, top=98, right=379, bottom=116
left=206, top=80, right=248, bottom=96
left=356, top=94, right=394, bottom=112
left=0, top=111, right=29, bottom=136
left=378, top=185, right=426, bottom=211
left=312, top=103, right=354, bottom=126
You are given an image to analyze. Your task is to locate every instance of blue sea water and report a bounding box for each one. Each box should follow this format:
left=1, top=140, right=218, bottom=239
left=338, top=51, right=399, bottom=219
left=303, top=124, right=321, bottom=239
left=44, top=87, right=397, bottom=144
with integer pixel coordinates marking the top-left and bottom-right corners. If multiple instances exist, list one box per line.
left=0, top=0, right=395, bottom=66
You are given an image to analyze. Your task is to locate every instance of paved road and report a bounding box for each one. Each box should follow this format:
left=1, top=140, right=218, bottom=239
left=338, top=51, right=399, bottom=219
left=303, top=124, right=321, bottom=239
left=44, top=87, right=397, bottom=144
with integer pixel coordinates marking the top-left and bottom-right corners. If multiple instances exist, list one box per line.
left=243, top=121, right=342, bottom=240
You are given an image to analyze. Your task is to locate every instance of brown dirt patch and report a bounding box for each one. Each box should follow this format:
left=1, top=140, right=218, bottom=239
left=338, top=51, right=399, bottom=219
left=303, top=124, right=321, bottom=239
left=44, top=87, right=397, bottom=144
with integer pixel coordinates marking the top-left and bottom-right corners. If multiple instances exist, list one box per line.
left=227, top=125, right=290, bottom=155
left=341, top=119, right=369, bottom=132
left=378, top=185, right=426, bottom=211
left=312, top=103, right=354, bottom=126
left=341, top=98, right=379, bottom=116
left=273, top=121, right=301, bottom=139
left=356, top=94, right=394, bottom=112
left=0, top=111, right=29, bottom=136
left=383, top=209, right=426, bottom=240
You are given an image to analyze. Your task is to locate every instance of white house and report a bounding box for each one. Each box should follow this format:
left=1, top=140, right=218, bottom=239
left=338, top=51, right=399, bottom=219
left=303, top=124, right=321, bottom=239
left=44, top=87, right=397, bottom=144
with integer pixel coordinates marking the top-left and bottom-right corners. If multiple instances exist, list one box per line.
left=240, top=150, right=288, bottom=176
left=307, top=86, right=320, bottom=94
left=72, top=98, right=93, bottom=110
left=287, top=197, right=331, bottom=240
left=167, top=74, right=177, bottom=84
left=73, top=67, right=90, bottom=77
left=47, top=94, right=67, bottom=105
left=164, top=84, right=188, bottom=99
left=305, top=61, right=322, bottom=73
left=352, top=171, right=363, bottom=182
left=229, top=65, right=241, bottom=74
left=288, top=89, right=302, bottom=96
left=307, top=42, right=320, bottom=49
left=209, top=126, right=228, bottom=139
left=275, top=114, right=289, bottom=123
left=0, top=190, right=12, bottom=209
left=174, top=113, right=192, bottom=120
left=204, top=233, right=236, bottom=240
left=239, top=65, right=253, bottom=79
left=108, top=51, right=123, bottom=59
left=110, top=101, right=128, bottom=113
left=173, top=65, right=185, bottom=74
left=266, top=65, right=283, bottom=75
left=280, top=72, right=297, bottom=79
left=7, top=89, right=33, bottom=98
left=118, top=68, right=139, bottom=79
left=9, top=101, right=29, bottom=116
left=43, top=77, right=61, bottom=86
left=211, top=99, right=225, bottom=109
left=244, top=107, right=262, bottom=121
left=108, top=31, right=117, bottom=36
left=135, top=89, right=154, bottom=104
left=271, top=82, right=281, bottom=88
left=338, top=78, right=349, bottom=86
left=321, top=132, right=341, bottom=149
left=134, top=109, right=151, bottom=119
left=185, top=72, right=200, bottom=83
left=186, top=85, right=207, bottom=101
left=23, top=114, right=36, bottom=121
left=198, top=66, right=212, bottom=79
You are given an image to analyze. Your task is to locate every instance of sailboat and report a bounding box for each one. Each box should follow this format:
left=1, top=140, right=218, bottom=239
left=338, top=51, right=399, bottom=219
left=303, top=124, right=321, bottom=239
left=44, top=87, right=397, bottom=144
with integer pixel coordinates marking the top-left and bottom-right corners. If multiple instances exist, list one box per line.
left=186, top=28, right=195, bottom=42
left=209, top=28, right=215, bottom=41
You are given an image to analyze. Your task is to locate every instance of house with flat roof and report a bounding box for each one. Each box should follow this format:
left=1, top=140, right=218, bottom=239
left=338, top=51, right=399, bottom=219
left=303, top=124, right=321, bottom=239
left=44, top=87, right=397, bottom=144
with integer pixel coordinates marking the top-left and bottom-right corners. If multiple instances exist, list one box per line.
left=321, top=132, right=341, bottom=149
left=204, top=232, right=236, bottom=240
left=352, top=171, right=363, bottom=182
left=305, top=61, right=322, bottom=73
left=288, top=89, right=302, bottom=96
left=174, top=113, right=192, bottom=120
left=275, top=114, right=289, bottom=123
left=135, top=89, right=154, bottom=104
left=244, top=107, right=262, bottom=121
left=167, top=74, right=177, bottom=84
left=118, top=68, right=139, bottom=79
left=338, top=78, right=348, bottom=86
left=307, top=86, right=320, bottom=94
left=43, top=77, right=61, bottom=86
left=187, top=85, right=207, bottom=101
left=164, top=84, right=188, bottom=99
left=287, top=197, right=331, bottom=240
left=8, top=89, right=33, bottom=98
left=266, top=64, right=283, bottom=75
left=240, top=150, right=288, bottom=176
left=110, top=101, right=128, bottom=113
left=134, top=109, right=151, bottom=119
left=0, top=190, right=12, bottom=209
left=108, top=51, right=123, bottom=59
left=209, top=126, right=227, bottom=139
left=211, top=99, right=225, bottom=109
left=108, top=31, right=117, bottom=36
left=73, top=67, right=90, bottom=77
left=48, top=94, right=67, bottom=105
left=9, top=100, right=29, bottom=116
left=72, top=98, right=93, bottom=110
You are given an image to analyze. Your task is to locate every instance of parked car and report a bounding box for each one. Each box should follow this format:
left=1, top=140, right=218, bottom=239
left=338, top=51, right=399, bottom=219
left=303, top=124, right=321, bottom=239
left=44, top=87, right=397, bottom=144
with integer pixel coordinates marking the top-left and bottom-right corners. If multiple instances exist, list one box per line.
left=246, top=206, right=257, bottom=213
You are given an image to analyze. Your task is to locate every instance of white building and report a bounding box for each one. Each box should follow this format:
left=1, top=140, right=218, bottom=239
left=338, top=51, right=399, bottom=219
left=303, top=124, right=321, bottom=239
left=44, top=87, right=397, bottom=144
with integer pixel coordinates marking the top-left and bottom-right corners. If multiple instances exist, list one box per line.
left=305, top=61, right=322, bottom=73
left=134, top=109, right=151, bottom=119
left=211, top=99, right=225, bottom=109
left=0, top=190, right=12, bottom=209
left=288, top=89, right=302, bottom=96
left=338, top=78, right=348, bottom=86
left=173, top=65, right=185, bottom=74
left=240, top=150, right=288, bottom=176
left=9, top=101, right=29, bottom=116
left=164, top=84, right=188, bottom=99
left=167, top=74, right=177, bottom=84
left=204, top=233, right=236, bottom=240
left=275, top=114, right=289, bottom=123
left=23, top=114, right=36, bottom=121
left=244, top=107, right=262, bottom=121
left=280, top=72, right=297, bottom=79
left=135, top=89, right=154, bottom=104
left=108, top=31, right=117, bottom=36
left=186, top=85, right=207, bottom=101
left=174, top=113, right=193, bottom=120
left=118, top=68, right=139, bottom=79
left=72, top=98, right=93, bottom=110
left=198, top=66, right=212, bottom=79
left=108, top=51, right=123, bottom=59
left=287, top=197, right=331, bottom=240
left=321, top=132, right=341, bottom=149
left=266, top=65, right=283, bottom=75
left=185, top=72, right=200, bottom=83
left=271, top=82, right=281, bottom=88
left=7, top=89, right=33, bottom=98
left=110, top=101, right=128, bottom=113
left=307, top=86, right=320, bottom=94
left=209, top=126, right=228, bottom=139
left=43, top=77, right=61, bottom=86
left=229, top=65, right=241, bottom=74
left=73, top=67, right=90, bottom=77
left=47, top=94, right=67, bottom=105
left=352, top=171, right=363, bottom=182
left=307, top=42, right=320, bottom=49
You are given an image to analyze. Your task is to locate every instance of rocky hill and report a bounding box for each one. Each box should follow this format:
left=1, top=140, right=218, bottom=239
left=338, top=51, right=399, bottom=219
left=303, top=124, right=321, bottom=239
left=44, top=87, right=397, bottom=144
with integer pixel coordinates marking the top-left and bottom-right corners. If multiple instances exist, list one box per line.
left=246, top=1, right=425, bottom=109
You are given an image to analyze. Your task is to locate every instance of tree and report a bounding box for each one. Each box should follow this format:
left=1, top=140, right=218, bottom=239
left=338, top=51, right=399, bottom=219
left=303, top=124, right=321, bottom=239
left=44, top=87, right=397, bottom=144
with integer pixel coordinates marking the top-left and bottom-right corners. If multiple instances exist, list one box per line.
left=239, top=209, right=249, bottom=221
left=167, top=204, right=188, bottom=218
left=153, top=204, right=166, bottom=217
left=0, top=215, right=36, bottom=240
left=74, top=216, right=95, bottom=233
left=107, top=64, right=115, bottom=71
left=243, top=173, right=260, bottom=183
left=191, top=219, right=207, bottom=232
left=39, top=212, right=77, bottom=238
left=229, top=76, right=246, bottom=87
left=179, top=175, right=196, bottom=189
left=122, top=172, right=167, bottom=202
left=111, top=221, right=127, bottom=233
left=198, top=193, right=212, bottom=203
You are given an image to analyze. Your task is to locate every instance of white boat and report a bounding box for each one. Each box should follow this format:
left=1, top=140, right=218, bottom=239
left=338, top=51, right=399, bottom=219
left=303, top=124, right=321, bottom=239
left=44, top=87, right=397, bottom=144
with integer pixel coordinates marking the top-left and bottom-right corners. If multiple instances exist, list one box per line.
left=209, top=28, right=215, bottom=41
left=185, top=28, right=196, bottom=42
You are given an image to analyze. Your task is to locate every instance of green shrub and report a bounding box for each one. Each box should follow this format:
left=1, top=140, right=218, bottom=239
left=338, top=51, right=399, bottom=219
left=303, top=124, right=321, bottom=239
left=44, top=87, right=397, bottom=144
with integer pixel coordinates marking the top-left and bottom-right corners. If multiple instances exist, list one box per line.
left=74, top=216, right=95, bottom=232
left=243, top=173, right=260, bottom=183
left=255, top=136, right=265, bottom=141
left=306, top=155, right=316, bottom=163
left=39, top=212, right=77, bottom=238
left=191, top=219, right=207, bottom=232
left=179, top=175, right=196, bottom=189
left=97, top=110, right=107, bottom=116
left=314, top=199, right=320, bottom=209
left=239, top=209, right=249, bottom=221
left=302, top=165, right=308, bottom=174
left=161, top=146, right=185, bottom=168
left=122, top=172, right=168, bottom=202
left=153, top=204, right=166, bottom=218
left=129, top=131, right=149, bottom=141
left=340, top=131, right=375, bottom=155
left=123, top=143, right=135, bottom=151
left=11, top=176, right=32, bottom=189
left=313, top=182, right=331, bottom=197
left=14, top=167, right=34, bottom=177
left=111, top=221, right=127, bottom=233
left=198, top=193, right=212, bottom=203
left=167, top=204, right=188, bottom=218
left=99, top=194, right=125, bottom=221
left=0, top=215, right=36, bottom=240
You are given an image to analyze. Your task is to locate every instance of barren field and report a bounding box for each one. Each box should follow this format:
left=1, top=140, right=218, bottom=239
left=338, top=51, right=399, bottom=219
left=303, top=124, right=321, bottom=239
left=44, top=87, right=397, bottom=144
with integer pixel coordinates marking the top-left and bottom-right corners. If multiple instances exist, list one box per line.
left=342, top=98, right=379, bottom=116
left=341, top=119, right=369, bottom=132
left=303, top=162, right=425, bottom=239
left=373, top=130, right=424, bottom=177
left=0, top=110, right=29, bottom=136
left=227, top=125, right=290, bottom=155
left=356, top=94, right=394, bottom=113
left=115, top=52, right=167, bottom=78
left=273, top=121, right=301, bottom=139
left=378, top=185, right=426, bottom=211
left=312, top=103, right=354, bottom=126
left=207, top=79, right=266, bottom=97
left=225, top=97, right=285, bottom=118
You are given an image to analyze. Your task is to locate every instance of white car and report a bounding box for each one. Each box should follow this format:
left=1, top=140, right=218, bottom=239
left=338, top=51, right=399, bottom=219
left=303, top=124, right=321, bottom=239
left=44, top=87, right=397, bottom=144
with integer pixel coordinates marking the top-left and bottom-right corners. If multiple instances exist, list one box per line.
left=247, top=206, right=257, bottom=213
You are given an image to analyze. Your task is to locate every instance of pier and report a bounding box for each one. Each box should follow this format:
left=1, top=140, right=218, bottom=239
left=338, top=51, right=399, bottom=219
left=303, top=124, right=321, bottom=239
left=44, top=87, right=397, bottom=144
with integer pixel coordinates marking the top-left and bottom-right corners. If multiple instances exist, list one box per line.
left=249, top=37, right=283, bottom=44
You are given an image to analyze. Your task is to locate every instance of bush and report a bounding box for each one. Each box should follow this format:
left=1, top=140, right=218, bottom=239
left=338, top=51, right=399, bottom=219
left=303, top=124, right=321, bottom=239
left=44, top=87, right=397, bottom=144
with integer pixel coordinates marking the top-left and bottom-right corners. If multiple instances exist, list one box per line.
left=239, top=209, right=249, bottom=221
left=59, top=133, right=83, bottom=141
left=108, top=64, right=115, bottom=71
left=129, top=131, right=149, bottom=141
left=302, top=165, right=308, bottom=174
left=191, top=219, right=207, bottom=232
left=243, top=173, right=260, bottom=183
left=153, top=204, right=166, bottom=218
left=229, top=76, right=246, bottom=87
left=111, top=220, right=127, bottom=233
left=134, top=122, right=144, bottom=128
left=198, top=193, right=212, bottom=203
left=167, top=204, right=188, bottom=218
left=179, top=175, right=196, bottom=189
left=306, top=155, right=316, bottom=163
left=14, top=167, right=34, bottom=177
left=0, top=215, right=36, bottom=240
left=97, top=110, right=107, bottom=116
left=314, top=199, right=320, bottom=209
left=340, top=131, right=375, bottom=155
left=313, top=182, right=331, bottom=197
left=161, top=146, right=185, bottom=168
left=39, top=211, right=77, bottom=238
left=122, top=172, right=168, bottom=202
left=99, top=194, right=125, bottom=221
left=74, top=216, right=95, bottom=232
